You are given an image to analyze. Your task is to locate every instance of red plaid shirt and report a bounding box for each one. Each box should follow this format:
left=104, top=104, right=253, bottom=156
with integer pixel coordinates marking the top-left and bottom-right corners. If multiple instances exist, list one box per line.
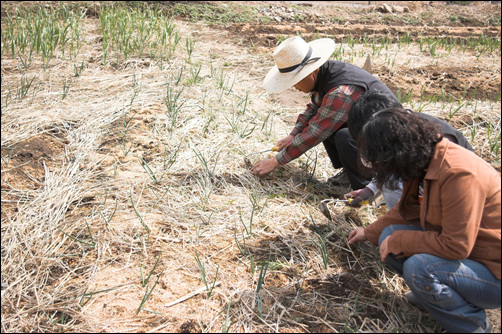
left=276, top=85, right=365, bottom=165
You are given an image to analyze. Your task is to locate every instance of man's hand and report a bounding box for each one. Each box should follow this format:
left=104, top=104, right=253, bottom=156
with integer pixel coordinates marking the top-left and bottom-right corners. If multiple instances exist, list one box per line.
left=275, top=135, right=294, bottom=152
left=251, top=157, right=280, bottom=176
left=348, top=227, right=367, bottom=245
left=344, top=187, right=374, bottom=207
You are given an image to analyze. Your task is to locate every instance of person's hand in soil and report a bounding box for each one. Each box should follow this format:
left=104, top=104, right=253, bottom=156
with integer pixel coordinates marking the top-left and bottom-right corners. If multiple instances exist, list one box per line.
left=275, top=134, right=294, bottom=152
left=348, top=227, right=367, bottom=245
left=251, top=157, right=279, bottom=177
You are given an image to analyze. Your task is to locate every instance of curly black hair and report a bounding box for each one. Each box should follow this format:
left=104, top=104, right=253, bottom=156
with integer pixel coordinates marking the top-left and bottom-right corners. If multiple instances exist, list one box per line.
left=358, top=108, right=443, bottom=190
left=348, top=90, right=402, bottom=141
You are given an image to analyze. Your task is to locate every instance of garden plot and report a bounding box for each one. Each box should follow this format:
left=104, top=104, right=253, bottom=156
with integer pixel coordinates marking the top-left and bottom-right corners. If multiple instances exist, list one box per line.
left=1, top=1, right=500, bottom=333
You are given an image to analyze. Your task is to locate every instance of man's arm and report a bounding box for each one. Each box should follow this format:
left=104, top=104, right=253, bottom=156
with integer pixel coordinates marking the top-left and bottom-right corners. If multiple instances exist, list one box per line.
left=277, top=85, right=364, bottom=165
left=289, top=100, right=319, bottom=137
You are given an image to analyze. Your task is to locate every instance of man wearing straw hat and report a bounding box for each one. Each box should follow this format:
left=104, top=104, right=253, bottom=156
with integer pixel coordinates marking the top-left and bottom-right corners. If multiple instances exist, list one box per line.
left=251, top=36, right=398, bottom=193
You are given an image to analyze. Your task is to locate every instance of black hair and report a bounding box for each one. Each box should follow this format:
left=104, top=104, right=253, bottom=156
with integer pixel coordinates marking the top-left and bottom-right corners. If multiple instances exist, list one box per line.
left=358, top=108, right=443, bottom=190
left=349, top=90, right=402, bottom=141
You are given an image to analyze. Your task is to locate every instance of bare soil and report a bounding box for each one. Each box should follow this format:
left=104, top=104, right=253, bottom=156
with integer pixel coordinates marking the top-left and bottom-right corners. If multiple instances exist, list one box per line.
left=220, top=1, right=501, bottom=103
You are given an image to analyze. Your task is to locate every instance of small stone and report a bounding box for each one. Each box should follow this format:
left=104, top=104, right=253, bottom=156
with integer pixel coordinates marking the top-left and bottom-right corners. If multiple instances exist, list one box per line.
left=379, top=3, right=393, bottom=13
left=391, top=5, right=405, bottom=13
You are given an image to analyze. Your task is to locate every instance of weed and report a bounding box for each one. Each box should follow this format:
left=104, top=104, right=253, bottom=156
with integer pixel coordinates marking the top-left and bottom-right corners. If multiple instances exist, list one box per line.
left=62, top=77, right=72, bottom=100
left=261, top=108, right=275, bottom=137
left=185, top=34, right=198, bottom=63
left=15, top=74, right=36, bottom=100
left=202, top=107, right=215, bottom=134
left=470, top=121, right=479, bottom=144
left=249, top=189, right=268, bottom=215
left=56, top=220, right=95, bottom=249
left=139, top=157, right=163, bottom=184
left=98, top=6, right=179, bottom=65
left=224, top=106, right=258, bottom=139
left=73, top=60, right=86, bottom=77
left=162, top=143, right=181, bottom=170
left=239, top=208, right=255, bottom=239
left=139, top=251, right=162, bottom=287
left=193, top=146, right=221, bottom=179
left=174, top=62, right=185, bottom=85
left=313, top=233, right=329, bottom=270
left=300, top=149, right=318, bottom=185
left=487, top=121, right=501, bottom=157
left=98, top=198, right=118, bottom=226
left=136, top=274, right=161, bottom=315
left=164, top=82, right=185, bottom=131
left=130, top=189, right=150, bottom=234
left=121, top=106, right=140, bottom=130
left=448, top=103, right=464, bottom=120
left=220, top=303, right=234, bottom=333
left=397, top=87, right=414, bottom=104
left=234, top=227, right=249, bottom=256
left=193, top=173, right=214, bottom=206
left=194, top=251, right=219, bottom=298
left=188, top=62, right=203, bottom=85
left=149, top=185, right=170, bottom=208
left=2, top=3, right=85, bottom=68
left=255, top=258, right=269, bottom=318
left=78, top=286, right=118, bottom=307
left=118, top=130, right=133, bottom=157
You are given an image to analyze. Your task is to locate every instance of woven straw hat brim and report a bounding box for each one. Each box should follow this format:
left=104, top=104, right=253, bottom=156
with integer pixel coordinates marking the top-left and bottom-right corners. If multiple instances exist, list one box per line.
left=263, top=38, right=335, bottom=94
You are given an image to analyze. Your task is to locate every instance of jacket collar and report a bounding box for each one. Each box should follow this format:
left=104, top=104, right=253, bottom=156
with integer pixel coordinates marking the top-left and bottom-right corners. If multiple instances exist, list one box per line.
left=424, top=138, right=449, bottom=181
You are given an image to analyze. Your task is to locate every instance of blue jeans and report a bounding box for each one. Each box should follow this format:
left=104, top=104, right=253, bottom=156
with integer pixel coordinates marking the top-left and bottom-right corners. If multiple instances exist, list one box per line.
left=379, top=225, right=501, bottom=333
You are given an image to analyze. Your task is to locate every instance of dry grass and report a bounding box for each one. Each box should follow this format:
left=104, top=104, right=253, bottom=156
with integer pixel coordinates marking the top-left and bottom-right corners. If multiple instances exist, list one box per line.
left=1, top=1, right=500, bottom=333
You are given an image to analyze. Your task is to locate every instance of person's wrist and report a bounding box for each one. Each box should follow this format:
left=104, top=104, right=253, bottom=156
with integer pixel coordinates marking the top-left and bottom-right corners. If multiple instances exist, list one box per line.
left=361, top=227, right=368, bottom=241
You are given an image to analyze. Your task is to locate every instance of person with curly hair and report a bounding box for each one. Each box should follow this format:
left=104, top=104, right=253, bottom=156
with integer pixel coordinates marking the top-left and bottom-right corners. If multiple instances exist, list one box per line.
left=344, top=90, right=474, bottom=209
left=348, top=108, right=501, bottom=333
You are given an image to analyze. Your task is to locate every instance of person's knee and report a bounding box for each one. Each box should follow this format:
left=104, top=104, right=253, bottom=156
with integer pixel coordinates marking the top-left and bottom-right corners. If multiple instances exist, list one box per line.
left=403, top=254, right=453, bottom=307
left=403, top=254, right=427, bottom=282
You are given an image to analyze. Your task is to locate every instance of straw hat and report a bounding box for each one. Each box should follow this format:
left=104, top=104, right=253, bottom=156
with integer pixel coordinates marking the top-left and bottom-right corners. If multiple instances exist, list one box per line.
left=263, top=36, right=335, bottom=93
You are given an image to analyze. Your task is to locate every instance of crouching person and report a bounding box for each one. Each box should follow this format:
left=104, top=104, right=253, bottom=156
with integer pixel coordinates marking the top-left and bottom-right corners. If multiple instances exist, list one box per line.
left=348, top=108, right=501, bottom=333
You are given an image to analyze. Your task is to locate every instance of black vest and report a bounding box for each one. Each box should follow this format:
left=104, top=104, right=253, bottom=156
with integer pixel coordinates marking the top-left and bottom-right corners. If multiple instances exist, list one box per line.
left=313, top=60, right=397, bottom=102
left=416, top=112, right=475, bottom=153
